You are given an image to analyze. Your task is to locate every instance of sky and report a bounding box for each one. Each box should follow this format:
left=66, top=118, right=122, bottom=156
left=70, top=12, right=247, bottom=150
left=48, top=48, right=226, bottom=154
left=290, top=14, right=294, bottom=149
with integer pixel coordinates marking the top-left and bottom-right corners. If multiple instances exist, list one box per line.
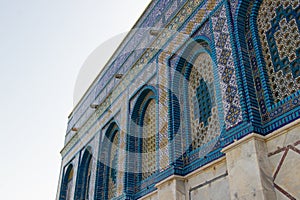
left=0, top=0, right=151, bottom=199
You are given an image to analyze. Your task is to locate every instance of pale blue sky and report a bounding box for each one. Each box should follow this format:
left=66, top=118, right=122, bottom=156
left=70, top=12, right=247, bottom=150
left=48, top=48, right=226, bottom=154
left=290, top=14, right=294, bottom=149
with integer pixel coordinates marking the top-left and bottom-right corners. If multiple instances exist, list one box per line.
left=0, top=0, right=150, bottom=199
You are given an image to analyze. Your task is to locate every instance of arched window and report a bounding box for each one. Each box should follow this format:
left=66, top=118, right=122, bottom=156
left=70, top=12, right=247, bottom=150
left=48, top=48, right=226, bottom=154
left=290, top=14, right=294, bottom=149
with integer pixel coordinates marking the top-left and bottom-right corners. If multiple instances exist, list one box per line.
left=59, top=164, right=74, bottom=200
left=187, top=52, right=219, bottom=150
left=66, top=168, right=74, bottom=200
left=94, top=123, right=121, bottom=199
left=126, top=87, right=157, bottom=194
left=173, top=40, right=221, bottom=157
left=107, top=127, right=120, bottom=199
left=75, top=148, right=93, bottom=200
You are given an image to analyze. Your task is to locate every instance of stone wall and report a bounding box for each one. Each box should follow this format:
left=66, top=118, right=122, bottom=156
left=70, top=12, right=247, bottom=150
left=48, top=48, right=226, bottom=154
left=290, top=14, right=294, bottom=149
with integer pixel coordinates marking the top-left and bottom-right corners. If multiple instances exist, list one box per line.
left=139, top=119, right=300, bottom=200
left=266, top=120, right=300, bottom=199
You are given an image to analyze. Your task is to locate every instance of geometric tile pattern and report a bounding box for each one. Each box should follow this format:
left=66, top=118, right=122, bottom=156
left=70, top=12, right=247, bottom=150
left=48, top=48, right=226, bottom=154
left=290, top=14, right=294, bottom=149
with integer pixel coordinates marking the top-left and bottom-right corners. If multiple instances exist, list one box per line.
left=178, top=72, right=188, bottom=154
left=142, top=99, right=157, bottom=180
left=230, top=0, right=239, bottom=16
left=257, top=0, right=300, bottom=103
left=243, top=0, right=300, bottom=124
left=157, top=59, right=170, bottom=171
left=117, top=102, right=127, bottom=196
left=188, top=53, right=220, bottom=150
left=243, top=1, right=271, bottom=122
left=193, top=20, right=212, bottom=41
left=196, top=79, right=212, bottom=125
left=211, top=5, right=242, bottom=128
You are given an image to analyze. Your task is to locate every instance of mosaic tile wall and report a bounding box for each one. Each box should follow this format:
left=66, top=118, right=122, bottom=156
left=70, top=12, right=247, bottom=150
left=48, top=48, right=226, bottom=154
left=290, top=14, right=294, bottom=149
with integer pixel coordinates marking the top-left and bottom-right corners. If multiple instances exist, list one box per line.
left=116, top=99, right=127, bottom=197
left=157, top=55, right=170, bottom=171
left=65, top=0, right=188, bottom=139
left=108, top=131, right=119, bottom=199
left=89, top=130, right=100, bottom=199
left=238, top=0, right=300, bottom=127
left=95, top=122, right=123, bottom=199
left=142, top=99, right=157, bottom=180
left=59, top=155, right=80, bottom=200
left=211, top=5, right=243, bottom=129
left=188, top=53, right=220, bottom=150
left=177, top=68, right=188, bottom=157
left=257, top=0, right=300, bottom=103
left=57, top=0, right=300, bottom=199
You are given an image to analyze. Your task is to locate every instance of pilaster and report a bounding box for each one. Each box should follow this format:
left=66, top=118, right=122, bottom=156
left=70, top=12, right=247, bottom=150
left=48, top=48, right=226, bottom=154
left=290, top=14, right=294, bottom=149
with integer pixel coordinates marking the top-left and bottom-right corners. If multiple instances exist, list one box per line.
left=155, top=175, right=186, bottom=200
left=222, top=133, right=276, bottom=200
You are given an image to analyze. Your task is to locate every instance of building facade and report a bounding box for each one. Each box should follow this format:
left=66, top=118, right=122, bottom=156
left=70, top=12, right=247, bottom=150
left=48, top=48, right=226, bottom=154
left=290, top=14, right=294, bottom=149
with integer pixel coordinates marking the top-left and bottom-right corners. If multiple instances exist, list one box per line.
left=56, top=0, right=300, bottom=199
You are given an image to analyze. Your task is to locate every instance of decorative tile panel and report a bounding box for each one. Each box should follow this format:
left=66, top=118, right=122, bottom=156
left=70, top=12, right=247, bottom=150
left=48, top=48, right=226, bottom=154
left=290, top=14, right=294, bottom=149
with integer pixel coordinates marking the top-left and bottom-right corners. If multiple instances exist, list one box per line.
left=108, top=131, right=119, bottom=199
left=142, top=99, right=157, bottom=180
left=242, top=0, right=300, bottom=124
left=157, top=54, right=170, bottom=170
left=257, top=0, right=300, bottom=103
left=189, top=53, right=221, bottom=150
left=211, top=5, right=243, bottom=128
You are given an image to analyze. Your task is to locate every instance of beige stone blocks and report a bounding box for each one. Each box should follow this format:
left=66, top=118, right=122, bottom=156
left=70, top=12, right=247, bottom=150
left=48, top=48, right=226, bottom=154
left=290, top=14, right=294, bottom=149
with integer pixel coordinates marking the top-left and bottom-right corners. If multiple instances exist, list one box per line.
left=223, top=134, right=276, bottom=200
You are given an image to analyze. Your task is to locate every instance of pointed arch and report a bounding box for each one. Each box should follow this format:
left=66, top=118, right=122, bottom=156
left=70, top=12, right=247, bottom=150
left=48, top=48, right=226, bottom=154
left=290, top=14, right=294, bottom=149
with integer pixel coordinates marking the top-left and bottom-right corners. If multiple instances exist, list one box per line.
left=94, top=122, right=121, bottom=199
left=75, top=147, right=93, bottom=200
left=125, top=86, right=158, bottom=195
left=59, top=164, right=74, bottom=200
left=234, top=0, right=300, bottom=125
left=106, top=123, right=121, bottom=199
left=172, top=39, right=222, bottom=163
